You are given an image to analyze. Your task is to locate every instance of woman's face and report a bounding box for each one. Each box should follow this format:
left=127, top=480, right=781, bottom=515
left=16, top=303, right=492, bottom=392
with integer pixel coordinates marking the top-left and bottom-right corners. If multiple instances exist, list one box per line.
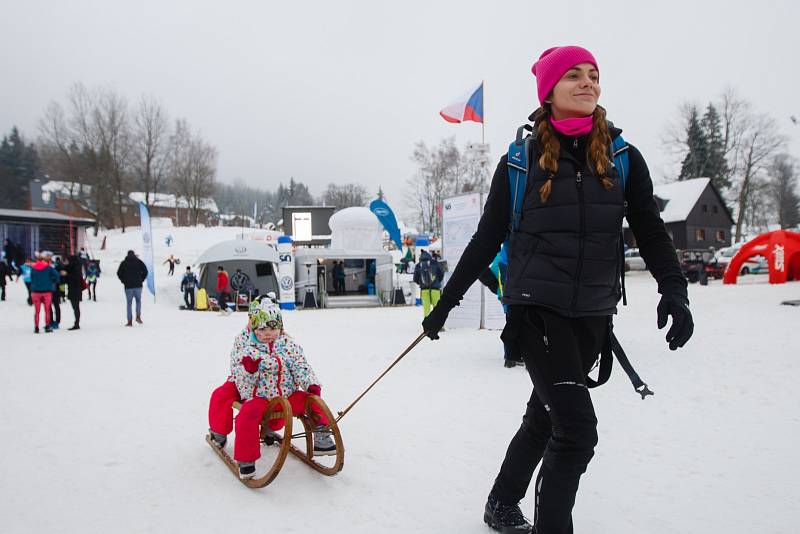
left=549, top=62, right=600, bottom=120
left=254, top=326, right=280, bottom=344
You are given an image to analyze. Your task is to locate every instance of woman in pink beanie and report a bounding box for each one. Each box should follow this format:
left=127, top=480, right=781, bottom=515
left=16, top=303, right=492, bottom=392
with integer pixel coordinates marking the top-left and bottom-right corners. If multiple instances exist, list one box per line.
left=421, top=46, right=694, bottom=533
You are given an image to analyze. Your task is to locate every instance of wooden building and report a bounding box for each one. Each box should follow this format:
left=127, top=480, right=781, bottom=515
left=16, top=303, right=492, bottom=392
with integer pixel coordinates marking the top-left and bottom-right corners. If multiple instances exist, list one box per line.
left=624, top=177, right=734, bottom=251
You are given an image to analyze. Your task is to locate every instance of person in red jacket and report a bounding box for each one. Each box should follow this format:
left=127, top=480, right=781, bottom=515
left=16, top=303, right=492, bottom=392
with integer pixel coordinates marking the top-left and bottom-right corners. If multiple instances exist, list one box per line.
left=216, top=266, right=230, bottom=315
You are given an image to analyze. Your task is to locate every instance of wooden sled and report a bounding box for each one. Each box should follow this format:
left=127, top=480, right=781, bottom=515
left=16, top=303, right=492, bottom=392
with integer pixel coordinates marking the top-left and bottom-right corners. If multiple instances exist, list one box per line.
left=206, top=394, right=345, bottom=488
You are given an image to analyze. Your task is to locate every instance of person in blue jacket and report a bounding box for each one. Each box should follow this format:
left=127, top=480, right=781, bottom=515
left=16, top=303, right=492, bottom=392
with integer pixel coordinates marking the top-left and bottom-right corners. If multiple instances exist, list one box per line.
left=180, top=266, right=199, bottom=310
left=478, top=249, right=525, bottom=369
left=86, top=260, right=101, bottom=301
left=30, top=253, right=60, bottom=333
left=20, top=258, right=33, bottom=305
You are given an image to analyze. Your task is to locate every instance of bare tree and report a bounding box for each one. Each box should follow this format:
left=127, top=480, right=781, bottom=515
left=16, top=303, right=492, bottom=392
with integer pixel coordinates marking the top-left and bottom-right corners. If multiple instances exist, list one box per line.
left=768, top=154, right=800, bottom=229
left=322, top=182, right=367, bottom=210
left=131, top=95, right=169, bottom=209
left=405, top=138, right=468, bottom=234
left=37, top=85, right=117, bottom=230
left=92, top=87, right=131, bottom=231
left=169, top=119, right=217, bottom=225
left=730, top=113, right=785, bottom=242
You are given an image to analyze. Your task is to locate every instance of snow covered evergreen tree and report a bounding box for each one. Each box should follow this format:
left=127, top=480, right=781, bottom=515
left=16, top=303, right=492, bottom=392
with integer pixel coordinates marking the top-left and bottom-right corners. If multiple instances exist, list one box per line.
left=678, top=107, right=709, bottom=181
left=0, top=126, right=39, bottom=209
left=700, top=104, right=730, bottom=192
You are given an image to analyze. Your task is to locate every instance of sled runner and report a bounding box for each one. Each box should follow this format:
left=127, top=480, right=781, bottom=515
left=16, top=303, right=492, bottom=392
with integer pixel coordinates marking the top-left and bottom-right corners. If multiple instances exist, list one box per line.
left=206, top=394, right=345, bottom=488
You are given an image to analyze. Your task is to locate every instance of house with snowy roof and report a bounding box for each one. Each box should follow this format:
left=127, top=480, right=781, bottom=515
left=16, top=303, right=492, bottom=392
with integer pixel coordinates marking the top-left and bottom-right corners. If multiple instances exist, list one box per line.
left=29, top=179, right=218, bottom=228
left=623, top=177, right=734, bottom=250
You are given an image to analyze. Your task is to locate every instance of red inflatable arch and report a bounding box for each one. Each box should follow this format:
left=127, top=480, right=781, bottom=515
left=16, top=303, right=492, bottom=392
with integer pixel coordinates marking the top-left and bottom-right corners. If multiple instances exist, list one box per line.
left=723, top=229, right=800, bottom=284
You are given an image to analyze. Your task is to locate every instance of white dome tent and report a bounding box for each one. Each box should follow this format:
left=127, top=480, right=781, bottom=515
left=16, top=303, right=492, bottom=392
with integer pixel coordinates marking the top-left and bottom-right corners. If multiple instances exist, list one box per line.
left=328, top=207, right=384, bottom=250
left=196, top=239, right=281, bottom=309
left=294, top=207, right=395, bottom=308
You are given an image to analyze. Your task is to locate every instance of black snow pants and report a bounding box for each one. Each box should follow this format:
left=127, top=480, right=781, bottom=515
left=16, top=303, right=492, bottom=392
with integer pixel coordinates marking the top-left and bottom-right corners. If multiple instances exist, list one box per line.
left=491, top=306, right=608, bottom=534
left=69, top=297, right=80, bottom=327
left=51, top=290, right=61, bottom=325
left=184, top=288, right=195, bottom=310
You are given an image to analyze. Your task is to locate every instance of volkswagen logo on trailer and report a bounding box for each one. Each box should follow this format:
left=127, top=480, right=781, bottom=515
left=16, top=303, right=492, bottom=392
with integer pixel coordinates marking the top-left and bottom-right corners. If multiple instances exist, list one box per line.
left=277, top=236, right=296, bottom=310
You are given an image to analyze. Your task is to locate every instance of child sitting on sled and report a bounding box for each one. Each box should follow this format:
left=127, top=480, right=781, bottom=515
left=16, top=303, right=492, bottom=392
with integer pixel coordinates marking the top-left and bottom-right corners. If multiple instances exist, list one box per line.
left=207, top=294, right=336, bottom=479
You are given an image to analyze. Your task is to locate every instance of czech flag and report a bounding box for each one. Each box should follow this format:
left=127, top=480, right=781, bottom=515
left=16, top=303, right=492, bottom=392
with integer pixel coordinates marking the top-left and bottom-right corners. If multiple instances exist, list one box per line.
left=439, top=82, right=483, bottom=124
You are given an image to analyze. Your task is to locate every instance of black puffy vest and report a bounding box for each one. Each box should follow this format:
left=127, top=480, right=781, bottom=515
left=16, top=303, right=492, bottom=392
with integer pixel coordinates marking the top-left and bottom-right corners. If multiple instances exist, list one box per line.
left=503, top=134, right=625, bottom=317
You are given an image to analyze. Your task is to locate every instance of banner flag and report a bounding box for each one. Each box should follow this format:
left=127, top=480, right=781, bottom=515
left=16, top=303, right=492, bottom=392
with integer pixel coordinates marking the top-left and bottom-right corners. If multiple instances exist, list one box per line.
left=440, top=82, right=484, bottom=124
left=369, top=198, right=403, bottom=250
left=139, top=202, right=156, bottom=297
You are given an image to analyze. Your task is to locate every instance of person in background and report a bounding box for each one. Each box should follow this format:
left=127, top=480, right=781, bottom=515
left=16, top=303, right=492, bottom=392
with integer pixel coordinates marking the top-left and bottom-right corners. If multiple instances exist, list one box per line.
left=78, top=247, right=91, bottom=276
left=366, top=259, right=376, bottom=293
left=402, top=247, right=413, bottom=273
left=0, top=257, right=10, bottom=301
left=216, top=265, right=230, bottom=315
left=49, top=254, right=64, bottom=329
left=61, top=255, right=84, bottom=330
left=3, top=239, right=16, bottom=272
left=86, top=260, right=101, bottom=301
left=478, top=250, right=525, bottom=369
left=30, top=252, right=60, bottom=333
left=20, top=258, right=33, bottom=305
left=164, top=254, right=177, bottom=276
left=14, top=243, right=25, bottom=280
left=413, top=250, right=445, bottom=318
left=181, top=266, right=199, bottom=310
left=117, top=250, right=148, bottom=326
left=332, top=261, right=345, bottom=295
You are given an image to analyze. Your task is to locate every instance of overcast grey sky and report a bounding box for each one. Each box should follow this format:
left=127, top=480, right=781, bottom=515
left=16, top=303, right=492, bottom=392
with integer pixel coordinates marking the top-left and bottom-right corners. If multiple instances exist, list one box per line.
left=2, top=0, right=798, bottom=222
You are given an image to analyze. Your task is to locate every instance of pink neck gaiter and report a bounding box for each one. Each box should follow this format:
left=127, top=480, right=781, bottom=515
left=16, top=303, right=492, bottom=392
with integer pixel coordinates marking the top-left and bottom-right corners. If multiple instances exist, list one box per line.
left=549, top=115, right=593, bottom=137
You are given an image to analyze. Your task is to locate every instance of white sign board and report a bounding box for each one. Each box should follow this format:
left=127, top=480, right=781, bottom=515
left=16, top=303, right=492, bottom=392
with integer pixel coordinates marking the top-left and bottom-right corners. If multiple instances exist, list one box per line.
left=441, top=193, right=483, bottom=329
left=292, top=212, right=312, bottom=242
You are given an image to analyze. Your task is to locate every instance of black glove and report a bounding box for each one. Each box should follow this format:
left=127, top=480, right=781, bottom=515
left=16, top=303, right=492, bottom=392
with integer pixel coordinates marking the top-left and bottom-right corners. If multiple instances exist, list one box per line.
left=421, top=295, right=457, bottom=340
left=657, top=293, right=694, bottom=350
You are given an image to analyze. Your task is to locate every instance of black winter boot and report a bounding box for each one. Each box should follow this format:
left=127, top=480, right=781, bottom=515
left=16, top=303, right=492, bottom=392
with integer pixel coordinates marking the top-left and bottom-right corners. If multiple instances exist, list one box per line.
left=484, top=492, right=533, bottom=533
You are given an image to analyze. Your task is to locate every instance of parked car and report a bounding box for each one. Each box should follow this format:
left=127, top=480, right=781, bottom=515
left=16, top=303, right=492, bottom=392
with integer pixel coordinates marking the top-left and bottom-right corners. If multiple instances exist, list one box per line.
left=714, top=245, right=768, bottom=275
left=680, top=249, right=724, bottom=283
left=623, top=248, right=647, bottom=271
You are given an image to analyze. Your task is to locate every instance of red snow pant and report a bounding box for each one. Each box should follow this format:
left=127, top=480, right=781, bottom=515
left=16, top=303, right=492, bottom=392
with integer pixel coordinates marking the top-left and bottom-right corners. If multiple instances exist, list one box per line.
left=32, top=291, right=53, bottom=328
left=208, top=381, right=329, bottom=463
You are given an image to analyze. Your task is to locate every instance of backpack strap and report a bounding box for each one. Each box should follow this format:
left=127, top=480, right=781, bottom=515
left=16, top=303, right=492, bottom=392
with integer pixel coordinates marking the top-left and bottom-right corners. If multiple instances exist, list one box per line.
left=585, top=318, right=654, bottom=400
left=506, top=125, right=532, bottom=233
left=611, top=134, right=631, bottom=305
left=611, top=134, right=629, bottom=191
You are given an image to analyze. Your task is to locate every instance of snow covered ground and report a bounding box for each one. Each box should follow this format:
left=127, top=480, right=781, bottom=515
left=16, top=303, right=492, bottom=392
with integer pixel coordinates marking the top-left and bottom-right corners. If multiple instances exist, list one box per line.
left=1, top=226, right=799, bottom=533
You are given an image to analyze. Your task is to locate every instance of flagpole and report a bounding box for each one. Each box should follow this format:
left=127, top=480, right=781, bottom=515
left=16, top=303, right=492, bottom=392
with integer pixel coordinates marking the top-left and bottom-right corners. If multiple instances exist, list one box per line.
left=481, top=79, right=485, bottom=145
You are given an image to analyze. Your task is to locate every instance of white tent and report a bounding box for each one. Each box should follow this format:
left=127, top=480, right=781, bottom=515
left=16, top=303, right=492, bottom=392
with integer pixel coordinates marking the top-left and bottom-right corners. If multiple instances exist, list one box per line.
left=196, top=239, right=281, bottom=302
left=295, top=207, right=395, bottom=307
left=328, top=207, right=383, bottom=250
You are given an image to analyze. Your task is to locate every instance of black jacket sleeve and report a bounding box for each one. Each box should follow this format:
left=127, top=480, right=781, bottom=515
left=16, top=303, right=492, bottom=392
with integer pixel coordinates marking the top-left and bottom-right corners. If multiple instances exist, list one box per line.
left=624, top=144, right=687, bottom=297
left=139, top=259, right=148, bottom=283
left=439, top=157, right=510, bottom=307
left=478, top=267, right=500, bottom=294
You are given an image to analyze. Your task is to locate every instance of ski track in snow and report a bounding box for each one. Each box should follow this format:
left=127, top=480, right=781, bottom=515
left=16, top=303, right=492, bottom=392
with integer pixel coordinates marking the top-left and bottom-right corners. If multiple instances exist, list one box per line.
left=1, top=226, right=798, bottom=533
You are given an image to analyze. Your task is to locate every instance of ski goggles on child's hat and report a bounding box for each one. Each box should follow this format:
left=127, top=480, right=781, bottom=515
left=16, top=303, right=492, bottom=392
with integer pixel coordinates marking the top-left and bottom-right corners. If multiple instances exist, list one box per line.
left=249, top=295, right=283, bottom=331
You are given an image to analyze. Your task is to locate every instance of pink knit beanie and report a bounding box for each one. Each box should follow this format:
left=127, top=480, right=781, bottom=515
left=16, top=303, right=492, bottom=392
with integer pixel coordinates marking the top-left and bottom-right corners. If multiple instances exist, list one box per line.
left=531, top=46, right=599, bottom=105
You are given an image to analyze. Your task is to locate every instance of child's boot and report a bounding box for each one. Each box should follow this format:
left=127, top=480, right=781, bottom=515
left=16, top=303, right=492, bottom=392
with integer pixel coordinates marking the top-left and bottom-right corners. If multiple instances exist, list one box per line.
left=238, top=461, right=256, bottom=479
left=313, top=425, right=336, bottom=456
left=208, top=430, right=227, bottom=448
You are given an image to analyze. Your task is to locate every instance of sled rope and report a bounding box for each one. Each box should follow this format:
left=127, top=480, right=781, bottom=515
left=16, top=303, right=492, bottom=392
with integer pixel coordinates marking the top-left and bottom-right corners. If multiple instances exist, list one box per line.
left=336, top=332, right=427, bottom=423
